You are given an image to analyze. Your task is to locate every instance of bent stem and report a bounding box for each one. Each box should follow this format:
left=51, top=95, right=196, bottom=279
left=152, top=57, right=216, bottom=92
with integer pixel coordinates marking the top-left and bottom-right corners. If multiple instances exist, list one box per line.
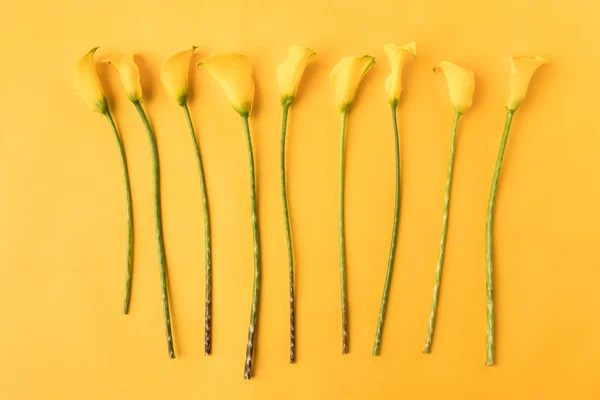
left=424, top=111, right=461, bottom=353
left=373, top=101, right=400, bottom=356
left=242, top=114, right=261, bottom=379
left=133, top=101, right=175, bottom=359
left=338, top=110, right=349, bottom=354
left=485, top=110, right=514, bottom=366
left=104, top=110, right=134, bottom=315
left=279, top=102, right=296, bottom=363
left=182, top=103, right=213, bottom=356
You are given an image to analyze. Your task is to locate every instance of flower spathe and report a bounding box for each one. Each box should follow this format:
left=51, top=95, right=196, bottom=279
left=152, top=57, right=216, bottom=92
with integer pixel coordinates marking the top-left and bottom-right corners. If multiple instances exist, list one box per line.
left=384, top=42, right=416, bottom=105
left=277, top=45, right=316, bottom=105
left=161, top=47, right=197, bottom=106
left=505, top=56, right=549, bottom=111
left=102, top=54, right=143, bottom=103
left=331, top=55, right=376, bottom=112
left=198, top=52, right=254, bottom=115
left=434, top=61, right=475, bottom=114
left=74, top=47, right=107, bottom=114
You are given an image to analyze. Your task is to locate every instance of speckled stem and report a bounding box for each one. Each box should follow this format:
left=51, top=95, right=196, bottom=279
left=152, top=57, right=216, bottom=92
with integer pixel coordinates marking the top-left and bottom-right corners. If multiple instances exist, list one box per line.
left=133, top=101, right=175, bottom=359
left=241, top=114, right=261, bottom=379
left=424, top=111, right=461, bottom=354
left=182, top=103, right=212, bottom=356
left=338, top=111, right=349, bottom=354
left=373, top=102, right=400, bottom=356
left=104, top=110, right=134, bottom=315
left=279, top=102, right=296, bottom=364
left=485, top=110, right=514, bottom=366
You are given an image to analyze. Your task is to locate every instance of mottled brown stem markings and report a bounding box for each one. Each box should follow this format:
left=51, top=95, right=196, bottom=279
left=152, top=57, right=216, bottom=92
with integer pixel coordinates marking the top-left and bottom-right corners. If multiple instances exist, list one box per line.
left=485, top=110, right=514, bottom=366
left=338, top=111, right=349, bottom=354
left=182, top=103, right=212, bottom=356
left=104, top=110, right=134, bottom=315
left=133, top=101, right=175, bottom=359
left=241, top=114, right=261, bottom=379
left=424, top=111, right=461, bottom=354
left=279, top=102, right=296, bottom=363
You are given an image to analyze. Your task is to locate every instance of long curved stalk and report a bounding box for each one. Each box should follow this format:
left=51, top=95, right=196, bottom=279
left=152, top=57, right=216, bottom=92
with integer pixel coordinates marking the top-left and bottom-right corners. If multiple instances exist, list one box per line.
left=485, top=110, right=514, bottom=366
left=133, top=101, right=175, bottom=359
left=373, top=102, right=400, bottom=355
left=104, top=110, right=134, bottom=315
left=424, top=111, right=461, bottom=353
left=182, top=103, right=212, bottom=356
left=279, top=102, right=296, bottom=363
left=241, top=114, right=261, bottom=379
left=338, top=111, right=349, bottom=354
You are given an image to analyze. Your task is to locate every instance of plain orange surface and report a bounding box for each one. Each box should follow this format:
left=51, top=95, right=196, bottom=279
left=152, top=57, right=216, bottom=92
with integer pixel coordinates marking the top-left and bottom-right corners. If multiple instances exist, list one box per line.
left=1, top=0, right=599, bottom=398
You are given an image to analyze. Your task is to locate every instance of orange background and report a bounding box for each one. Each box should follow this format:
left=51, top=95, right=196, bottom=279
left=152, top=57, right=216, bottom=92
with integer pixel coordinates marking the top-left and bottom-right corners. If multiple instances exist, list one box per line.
left=1, top=0, right=599, bottom=398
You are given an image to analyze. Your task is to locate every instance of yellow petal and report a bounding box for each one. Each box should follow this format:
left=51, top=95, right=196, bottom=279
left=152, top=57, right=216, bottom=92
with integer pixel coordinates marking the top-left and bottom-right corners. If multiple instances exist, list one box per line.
left=277, top=45, right=316, bottom=105
left=74, top=47, right=107, bottom=114
left=102, top=54, right=143, bottom=103
left=198, top=52, right=254, bottom=115
left=505, top=56, right=549, bottom=111
left=161, top=47, right=197, bottom=106
left=384, top=42, right=416, bottom=105
left=330, top=55, right=375, bottom=112
left=434, top=61, right=475, bottom=114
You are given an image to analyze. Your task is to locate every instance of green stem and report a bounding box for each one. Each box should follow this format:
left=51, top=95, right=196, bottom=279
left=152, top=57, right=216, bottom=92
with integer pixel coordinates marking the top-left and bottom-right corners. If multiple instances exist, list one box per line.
left=133, top=101, right=175, bottom=359
left=339, top=111, right=349, bottom=354
left=104, top=110, right=134, bottom=315
left=279, top=102, right=295, bottom=364
left=182, top=103, right=212, bottom=356
left=242, top=114, right=261, bottom=379
left=373, top=102, right=400, bottom=356
left=485, top=110, right=514, bottom=366
left=424, top=111, right=461, bottom=353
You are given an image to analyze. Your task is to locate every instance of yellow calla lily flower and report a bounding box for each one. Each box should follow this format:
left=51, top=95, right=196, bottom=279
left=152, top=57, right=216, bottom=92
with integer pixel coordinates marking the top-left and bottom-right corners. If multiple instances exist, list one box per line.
left=384, top=42, right=416, bottom=105
left=161, top=47, right=197, bottom=106
left=102, top=55, right=143, bottom=103
left=505, top=55, right=549, bottom=111
left=277, top=45, right=316, bottom=105
left=74, top=47, right=107, bottom=114
left=331, top=55, right=376, bottom=112
left=198, top=52, right=254, bottom=115
left=434, top=61, right=475, bottom=114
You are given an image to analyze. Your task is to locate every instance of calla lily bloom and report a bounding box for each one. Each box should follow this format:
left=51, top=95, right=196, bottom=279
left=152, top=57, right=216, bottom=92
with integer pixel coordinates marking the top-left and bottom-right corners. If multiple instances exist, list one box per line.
left=162, top=46, right=213, bottom=356
left=384, top=42, right=416, bottom=105
left=200, top=52, right=260, bottom=379
left=104, top=53, right=176, bottom=360
left=372, top=42, right=416, bottom=356
left=276, top=45, right=316, bottom=363
left=161, top=47, right=197, bottom=106
left=102, top=55, right=143, bottom=103
left=434, top=61, right=475, bottom=114
left=331, top=54, right=375, bottom=354
left=424, top=61, right=476, bottom=354
left=485, top=55, right=549, bottom=366
left=331, top=55, right=375, bottom=112
left=74, top=47, right=133, bottom=316
left=277, top=45, right=316, bottom=105
left=505, top=56, right=549, bottom=111
left=198, top=52, right=254, bottom=115
left=74, top=47, right=108, bottom=114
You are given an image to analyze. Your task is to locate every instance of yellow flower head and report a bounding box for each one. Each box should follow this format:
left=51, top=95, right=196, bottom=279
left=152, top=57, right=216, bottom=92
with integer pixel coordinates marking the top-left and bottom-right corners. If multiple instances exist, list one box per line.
left=277, top=45, right=316, bottom=105
left=74, top=47, right=107, bottom=114
left=161, top=47, right=197, bottom=106
left=434, top=61, right=475, bottom=114
left=102, top=54, right=143, bottom=103
left=384, top=42, right=416, bottom=105
left=505, top=56, right=549, bottom=111
left=198, top=52, right=254, bottom=115
left=330, top=55, right=375, bottom=112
